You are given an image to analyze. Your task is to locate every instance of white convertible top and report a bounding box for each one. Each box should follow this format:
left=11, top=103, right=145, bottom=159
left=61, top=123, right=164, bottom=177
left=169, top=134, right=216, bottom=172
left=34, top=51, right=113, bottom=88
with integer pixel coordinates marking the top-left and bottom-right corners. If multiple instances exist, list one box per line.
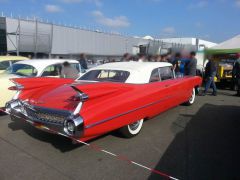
left=91, top=62, right=172, bottom=72
left=88, top=62, right=173, bottom=84
left=14, top=59, right=79, bottom=76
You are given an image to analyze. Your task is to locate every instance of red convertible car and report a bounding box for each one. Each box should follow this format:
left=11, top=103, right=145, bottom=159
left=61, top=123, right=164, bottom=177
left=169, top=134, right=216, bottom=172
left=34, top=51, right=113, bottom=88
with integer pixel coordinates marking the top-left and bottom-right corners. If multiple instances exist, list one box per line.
left=6, top=62, right=202, bottom=142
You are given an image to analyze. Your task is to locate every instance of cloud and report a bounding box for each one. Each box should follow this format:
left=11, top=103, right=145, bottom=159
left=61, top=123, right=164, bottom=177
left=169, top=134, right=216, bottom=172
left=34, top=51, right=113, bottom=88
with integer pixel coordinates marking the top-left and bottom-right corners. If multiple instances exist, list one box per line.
left=45, top=4, right=63, bottom=13
left=236, top=0, right=240, bottom=7
left=62, top=0, right=83, bottom=2
left=195, top=22, right=204, bottom=28
left=147, top=0, right=164, bottom=2
left=92, top=10, right=130, bottom=28
left=161, top=27, right=175, bottom=34
left=188, top=1, right=208, bottom=9
left=93, top=0, right=102, bottom=7
left=61, top=0, right=102, bottom=7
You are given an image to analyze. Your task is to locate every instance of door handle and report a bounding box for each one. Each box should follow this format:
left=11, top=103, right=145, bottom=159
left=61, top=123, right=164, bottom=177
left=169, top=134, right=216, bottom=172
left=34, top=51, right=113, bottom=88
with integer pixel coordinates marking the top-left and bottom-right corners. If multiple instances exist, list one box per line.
left=165, top=84, right=170, bottom=87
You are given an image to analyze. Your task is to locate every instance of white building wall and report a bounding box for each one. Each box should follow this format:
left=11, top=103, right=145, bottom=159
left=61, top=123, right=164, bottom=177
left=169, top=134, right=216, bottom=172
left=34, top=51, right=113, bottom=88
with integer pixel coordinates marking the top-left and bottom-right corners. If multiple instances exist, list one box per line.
left=159, top=37, right=217, bottom=49
left=5, top=17, right=149, bottom=56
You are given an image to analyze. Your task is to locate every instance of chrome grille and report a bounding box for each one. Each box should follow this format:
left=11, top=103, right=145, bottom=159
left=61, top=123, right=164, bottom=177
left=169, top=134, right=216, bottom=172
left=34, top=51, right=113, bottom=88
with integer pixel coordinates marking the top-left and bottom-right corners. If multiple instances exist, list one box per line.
left=24, top=104, right=71, bottom=125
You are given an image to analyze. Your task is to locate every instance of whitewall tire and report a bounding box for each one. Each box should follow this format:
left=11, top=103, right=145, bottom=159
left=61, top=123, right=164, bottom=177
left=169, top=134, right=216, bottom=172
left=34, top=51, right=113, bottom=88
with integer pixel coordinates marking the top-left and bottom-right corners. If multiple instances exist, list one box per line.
left=119, top=119, right=144, bottom=138
left=185, top=88, right=196, bottom=106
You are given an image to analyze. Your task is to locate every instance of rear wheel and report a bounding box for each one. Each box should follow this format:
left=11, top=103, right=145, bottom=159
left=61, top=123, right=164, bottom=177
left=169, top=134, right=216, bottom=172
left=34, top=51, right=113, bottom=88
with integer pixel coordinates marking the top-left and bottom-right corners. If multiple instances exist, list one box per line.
left=184, top=88, right=196, bottom=106
left=118, top=119, right=143, bottom=138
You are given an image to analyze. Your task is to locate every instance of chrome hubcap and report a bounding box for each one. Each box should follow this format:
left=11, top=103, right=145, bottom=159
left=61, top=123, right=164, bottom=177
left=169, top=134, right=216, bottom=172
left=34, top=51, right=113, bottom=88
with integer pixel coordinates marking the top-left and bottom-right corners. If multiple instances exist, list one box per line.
left=129, top=121, right=140, bottom=131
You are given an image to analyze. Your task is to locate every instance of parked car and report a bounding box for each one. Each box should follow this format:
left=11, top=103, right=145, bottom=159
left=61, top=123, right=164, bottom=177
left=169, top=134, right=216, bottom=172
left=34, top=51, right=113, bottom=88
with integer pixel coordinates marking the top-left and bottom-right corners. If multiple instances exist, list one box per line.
left=5, top=62, right=202, bottom=142
left=0, top=56, right=29, bottom=73
left=0, top=59, right=81, bottom=107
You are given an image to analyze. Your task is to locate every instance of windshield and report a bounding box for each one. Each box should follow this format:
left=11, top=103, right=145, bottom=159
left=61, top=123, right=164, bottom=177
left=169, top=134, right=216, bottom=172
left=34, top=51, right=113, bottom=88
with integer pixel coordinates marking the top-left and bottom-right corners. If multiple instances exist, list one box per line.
left=6, top=64, right=38, bottom=77
left=79, top=69, right=130, bottom=82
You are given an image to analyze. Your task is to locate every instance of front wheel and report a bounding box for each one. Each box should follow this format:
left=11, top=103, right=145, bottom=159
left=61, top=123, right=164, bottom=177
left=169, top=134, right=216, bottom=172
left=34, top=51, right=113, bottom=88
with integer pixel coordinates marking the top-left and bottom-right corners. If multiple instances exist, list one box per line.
left=184, top=88, right=196, bottom=106
left=118, top=119, right=144, bottom=138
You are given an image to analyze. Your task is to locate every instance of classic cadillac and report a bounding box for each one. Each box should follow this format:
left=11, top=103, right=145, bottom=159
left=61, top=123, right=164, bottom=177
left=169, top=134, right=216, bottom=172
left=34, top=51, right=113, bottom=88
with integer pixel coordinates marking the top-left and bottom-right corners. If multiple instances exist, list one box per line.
left=5, top=62, right=202, bottom=142
left=0, top=59, right=81, bottom=108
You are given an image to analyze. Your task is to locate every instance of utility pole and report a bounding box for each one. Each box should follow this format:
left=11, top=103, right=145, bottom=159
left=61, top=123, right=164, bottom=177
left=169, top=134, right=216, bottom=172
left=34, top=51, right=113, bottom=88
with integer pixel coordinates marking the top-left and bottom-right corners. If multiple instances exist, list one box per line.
left=16, top=17, right=20, bottom=56
left=49, top=23, right=53, bottom=58
left=34, top=19, right=38, bottom=58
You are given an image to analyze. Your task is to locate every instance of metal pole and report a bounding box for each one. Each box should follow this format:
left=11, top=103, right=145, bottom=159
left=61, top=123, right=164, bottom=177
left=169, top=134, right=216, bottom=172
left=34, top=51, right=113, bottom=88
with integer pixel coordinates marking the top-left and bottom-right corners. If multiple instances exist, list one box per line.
left=49, top=23, right=53, bottom=58
left=34, top=19, right=38, bottom=58
left=16, top=17, right=20, bottom=56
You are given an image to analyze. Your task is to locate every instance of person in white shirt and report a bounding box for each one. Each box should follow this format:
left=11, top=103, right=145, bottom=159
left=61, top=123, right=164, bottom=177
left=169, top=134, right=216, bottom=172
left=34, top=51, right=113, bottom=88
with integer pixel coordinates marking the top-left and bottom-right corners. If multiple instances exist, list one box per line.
left=138, top=54, right=146, bottom=62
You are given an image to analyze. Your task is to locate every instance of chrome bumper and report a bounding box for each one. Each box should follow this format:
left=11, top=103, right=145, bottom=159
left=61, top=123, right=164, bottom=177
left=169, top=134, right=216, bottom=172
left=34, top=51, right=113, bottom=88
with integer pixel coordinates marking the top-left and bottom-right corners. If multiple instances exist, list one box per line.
left=5, top=99, right=84, bottom=138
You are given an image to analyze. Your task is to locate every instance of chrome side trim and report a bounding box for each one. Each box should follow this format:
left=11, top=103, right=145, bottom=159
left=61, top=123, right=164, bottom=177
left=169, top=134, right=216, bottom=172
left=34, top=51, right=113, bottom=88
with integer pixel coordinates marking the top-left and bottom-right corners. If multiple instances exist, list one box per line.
left=85, top=95, right=172, bottom=129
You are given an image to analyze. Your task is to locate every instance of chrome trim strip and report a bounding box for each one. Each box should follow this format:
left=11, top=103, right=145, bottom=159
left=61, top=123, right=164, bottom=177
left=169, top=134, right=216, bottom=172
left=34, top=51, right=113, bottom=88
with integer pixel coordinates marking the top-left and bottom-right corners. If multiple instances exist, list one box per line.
left=85, top=95, right=172, bottom=129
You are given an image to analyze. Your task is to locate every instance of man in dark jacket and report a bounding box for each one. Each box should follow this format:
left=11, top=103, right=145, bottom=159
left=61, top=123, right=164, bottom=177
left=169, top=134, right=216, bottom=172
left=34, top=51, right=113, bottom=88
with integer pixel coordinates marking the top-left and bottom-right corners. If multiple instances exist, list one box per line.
left=232, top=53, right=240, bottom=96
left=78, top=53, right=88, bottom=70
left=202, top=59, right=217, bottom=96
left=185, top=51, right=197, bottom=76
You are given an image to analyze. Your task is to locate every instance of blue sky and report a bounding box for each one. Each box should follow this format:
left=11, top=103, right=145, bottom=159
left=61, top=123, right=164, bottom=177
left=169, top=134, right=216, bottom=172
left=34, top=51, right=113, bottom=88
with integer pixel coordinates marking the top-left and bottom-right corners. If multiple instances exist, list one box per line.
left=0, top=0, right=240, bottom=43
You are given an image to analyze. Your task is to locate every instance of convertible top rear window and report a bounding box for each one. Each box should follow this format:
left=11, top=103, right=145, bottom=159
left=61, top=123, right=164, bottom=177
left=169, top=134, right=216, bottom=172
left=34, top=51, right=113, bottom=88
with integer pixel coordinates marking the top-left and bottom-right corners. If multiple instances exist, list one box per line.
left=79, top=70, right=130, bottom=82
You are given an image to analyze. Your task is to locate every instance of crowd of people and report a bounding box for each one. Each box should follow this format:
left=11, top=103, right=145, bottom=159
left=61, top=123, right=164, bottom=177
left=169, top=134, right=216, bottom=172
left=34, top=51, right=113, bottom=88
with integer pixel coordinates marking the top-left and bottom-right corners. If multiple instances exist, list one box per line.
left=60, top=52, right=240, bottom=97
left=122, top=51, right=198, bottom=77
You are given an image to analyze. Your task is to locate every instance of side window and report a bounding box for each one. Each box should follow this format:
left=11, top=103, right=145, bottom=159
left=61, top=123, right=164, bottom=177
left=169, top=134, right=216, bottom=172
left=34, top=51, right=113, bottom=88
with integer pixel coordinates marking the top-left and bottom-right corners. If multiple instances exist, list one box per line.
left=160, top=66, right=173, bottom=81
left=149, top=68, right=160, bottom=82
left=0, top=61, right=10, bottom=70
left=42, top=64, right=60, bottom=77
left=70, top=63, right=80, bottom=72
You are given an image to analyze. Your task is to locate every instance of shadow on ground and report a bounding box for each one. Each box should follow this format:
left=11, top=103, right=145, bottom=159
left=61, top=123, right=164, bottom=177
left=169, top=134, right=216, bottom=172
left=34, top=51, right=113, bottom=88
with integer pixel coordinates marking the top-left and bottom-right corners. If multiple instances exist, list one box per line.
left=8, top=119, right=84, bottom=152
left=149, top=104, right=240, bottom=180
left=7, top=117, right=112, bottom=152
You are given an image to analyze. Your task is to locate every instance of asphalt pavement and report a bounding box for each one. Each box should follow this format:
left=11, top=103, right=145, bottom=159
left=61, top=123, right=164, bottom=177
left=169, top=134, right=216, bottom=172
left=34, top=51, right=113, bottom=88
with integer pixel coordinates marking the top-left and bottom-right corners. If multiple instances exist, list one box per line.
left=0, top=90, right=240, bottom=180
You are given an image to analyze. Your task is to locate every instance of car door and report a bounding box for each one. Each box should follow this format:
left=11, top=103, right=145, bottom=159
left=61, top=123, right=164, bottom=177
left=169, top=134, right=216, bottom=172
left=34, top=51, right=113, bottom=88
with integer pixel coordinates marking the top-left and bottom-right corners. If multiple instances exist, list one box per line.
left=158, top=66, right=182, bottom=108
left=144, top=67, right=174, bottom=117
left=159, top=66, right=189, bottom=105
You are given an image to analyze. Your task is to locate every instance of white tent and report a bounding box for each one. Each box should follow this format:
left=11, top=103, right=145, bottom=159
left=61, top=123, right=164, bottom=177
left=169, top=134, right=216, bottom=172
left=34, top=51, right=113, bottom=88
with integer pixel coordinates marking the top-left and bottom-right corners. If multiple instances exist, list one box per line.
left=207, top=34, right=240, bottom=54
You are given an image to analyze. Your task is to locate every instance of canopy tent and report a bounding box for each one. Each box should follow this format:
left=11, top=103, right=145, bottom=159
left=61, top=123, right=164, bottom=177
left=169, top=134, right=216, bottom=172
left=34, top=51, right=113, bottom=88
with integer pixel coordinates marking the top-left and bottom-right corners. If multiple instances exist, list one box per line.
left=206, top=35, right=240, bottom=55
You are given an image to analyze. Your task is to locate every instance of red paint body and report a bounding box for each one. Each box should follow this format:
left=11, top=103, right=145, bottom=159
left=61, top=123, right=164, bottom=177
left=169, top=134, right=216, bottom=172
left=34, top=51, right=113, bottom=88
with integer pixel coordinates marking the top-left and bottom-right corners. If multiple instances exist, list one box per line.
left=13, top=76, right=202, bottom=141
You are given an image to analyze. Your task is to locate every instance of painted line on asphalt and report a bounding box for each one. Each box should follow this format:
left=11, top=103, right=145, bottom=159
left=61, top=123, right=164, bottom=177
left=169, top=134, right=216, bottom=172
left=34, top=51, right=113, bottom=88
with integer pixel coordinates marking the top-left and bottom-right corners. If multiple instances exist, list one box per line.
left=3, top=110, right=179, bottom=180
left=75, top=138, right=180, bottom=180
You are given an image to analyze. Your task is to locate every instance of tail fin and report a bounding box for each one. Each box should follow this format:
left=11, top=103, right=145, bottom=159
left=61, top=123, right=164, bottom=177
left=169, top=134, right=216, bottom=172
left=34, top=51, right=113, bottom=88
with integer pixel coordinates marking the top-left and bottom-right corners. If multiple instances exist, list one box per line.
left=10, top=77, right=74, bottom=90
left=70, top=85, right=89, bottom=102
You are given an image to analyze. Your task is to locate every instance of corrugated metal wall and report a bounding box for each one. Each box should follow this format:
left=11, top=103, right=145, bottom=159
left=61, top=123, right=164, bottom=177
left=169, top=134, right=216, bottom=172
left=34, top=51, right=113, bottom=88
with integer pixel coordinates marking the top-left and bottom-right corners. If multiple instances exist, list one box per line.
left=5, top=17, right=149, bottom=56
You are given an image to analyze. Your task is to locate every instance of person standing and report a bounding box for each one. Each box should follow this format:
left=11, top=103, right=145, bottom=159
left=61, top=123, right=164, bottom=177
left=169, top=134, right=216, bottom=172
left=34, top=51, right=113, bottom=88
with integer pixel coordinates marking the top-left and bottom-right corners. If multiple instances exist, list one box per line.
left=232, top=53, right=240, bottom=96
left=122, top=53, right=131, bottom=62
left=172, top=53, right=181, bottom=77
left=78, top=53, right=88, bottom=70
left=160, top=55, right=167, bottom=62
left=202, top=59, right=217, bottom=96
left=61, top=61, right=79, bottom=79
left=138, top=54, right=146, bottom=62
left=166, top=53, right=173, bottom=63
left=185, top=51, right=197, bottom=76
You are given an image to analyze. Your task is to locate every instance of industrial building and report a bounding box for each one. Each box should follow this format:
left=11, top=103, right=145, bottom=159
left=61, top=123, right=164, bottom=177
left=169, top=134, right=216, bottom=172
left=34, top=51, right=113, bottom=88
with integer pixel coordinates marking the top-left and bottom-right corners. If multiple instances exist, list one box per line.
left=0, top=16, right=216, bottom=61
